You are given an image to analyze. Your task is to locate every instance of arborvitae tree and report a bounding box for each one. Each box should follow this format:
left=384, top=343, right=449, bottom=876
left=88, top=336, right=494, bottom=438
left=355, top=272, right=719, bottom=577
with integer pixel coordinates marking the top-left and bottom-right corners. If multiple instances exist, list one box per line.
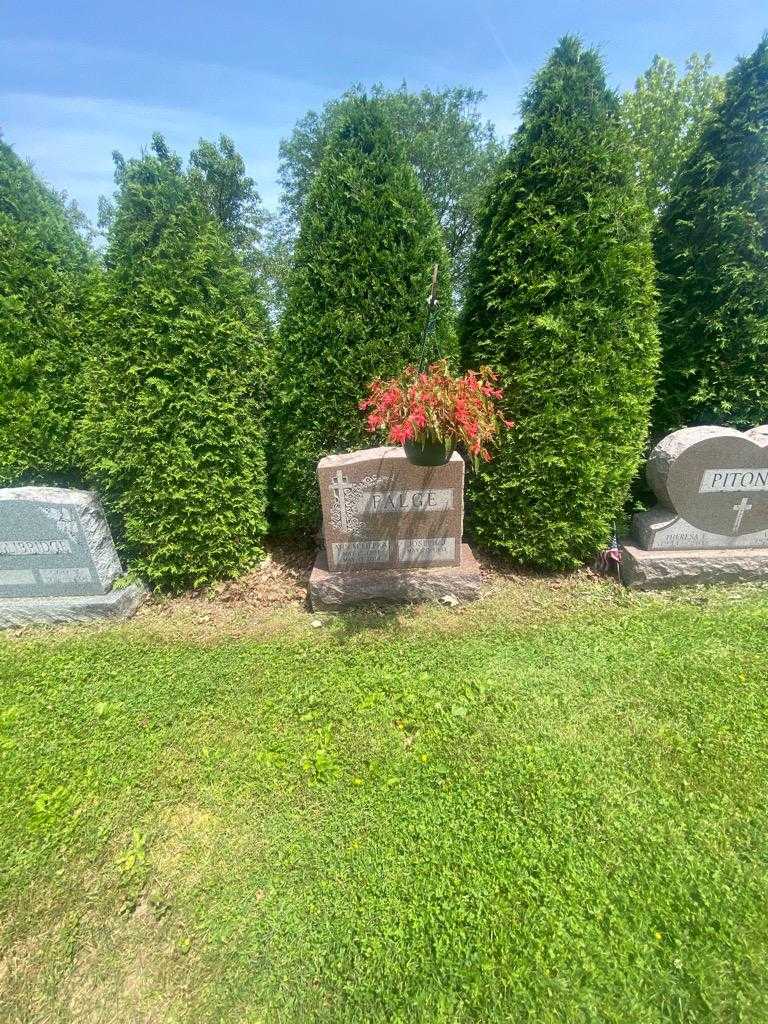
left=80, top=136, right=271, bottom=591
left=461, top=37, right=659, bottom=569
left=0, top=138, right=95, bottom=486
left=654, top=35, right=768, bottom=433
left=278, top=85, right=504, bottom=298
left=270, top=97, right=456, bottom=532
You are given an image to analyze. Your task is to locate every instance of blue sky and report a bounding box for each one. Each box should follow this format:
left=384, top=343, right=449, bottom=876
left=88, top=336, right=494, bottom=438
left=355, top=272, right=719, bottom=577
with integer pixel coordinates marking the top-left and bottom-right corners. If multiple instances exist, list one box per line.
left=1, top=0, right=764, bottom=221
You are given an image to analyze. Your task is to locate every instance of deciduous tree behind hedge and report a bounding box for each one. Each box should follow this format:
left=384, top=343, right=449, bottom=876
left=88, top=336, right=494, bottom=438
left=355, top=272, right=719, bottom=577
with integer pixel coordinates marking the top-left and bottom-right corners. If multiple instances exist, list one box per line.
left=654, top=35, right=768, bottom=434
left=80, top=136, right=271, bottom=590
left=621, top=53, right=724, bottom=215
left=461, top=37, right=659, bottom=569
left=270, top=97, right=456, bottom=532
left=0, top=139, right=95, bottom=486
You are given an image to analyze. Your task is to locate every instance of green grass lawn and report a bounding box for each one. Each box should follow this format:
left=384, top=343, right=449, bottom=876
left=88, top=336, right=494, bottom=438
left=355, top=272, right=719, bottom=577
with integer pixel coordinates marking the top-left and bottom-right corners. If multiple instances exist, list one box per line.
left=1, top=581, right=768, bottom=1023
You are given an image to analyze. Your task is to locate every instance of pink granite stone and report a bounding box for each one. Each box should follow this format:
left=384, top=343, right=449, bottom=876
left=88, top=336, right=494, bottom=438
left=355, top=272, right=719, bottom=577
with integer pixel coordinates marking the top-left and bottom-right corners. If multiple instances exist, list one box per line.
left=317, top=446, right=465, bottom=572
left=309, top=543, right=482, bottom=611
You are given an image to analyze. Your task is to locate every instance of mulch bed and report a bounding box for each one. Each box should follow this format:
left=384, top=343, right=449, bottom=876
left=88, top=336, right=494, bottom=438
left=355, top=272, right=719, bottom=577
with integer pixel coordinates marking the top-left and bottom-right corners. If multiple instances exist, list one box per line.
left=194, top=536, right=585, bottom=611
left=206, top=536, right=318, bottom=609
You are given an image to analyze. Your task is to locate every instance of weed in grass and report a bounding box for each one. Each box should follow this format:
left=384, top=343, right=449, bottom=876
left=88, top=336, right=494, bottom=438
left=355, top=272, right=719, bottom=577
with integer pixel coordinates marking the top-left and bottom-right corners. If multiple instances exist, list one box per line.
left=0, top=585, right=767, bottom=1022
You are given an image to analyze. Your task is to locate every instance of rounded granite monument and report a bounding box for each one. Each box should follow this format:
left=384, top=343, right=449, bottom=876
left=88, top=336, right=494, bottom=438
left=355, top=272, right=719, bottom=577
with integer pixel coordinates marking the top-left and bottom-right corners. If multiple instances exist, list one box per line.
left=622, top=425, right=768, bottom=589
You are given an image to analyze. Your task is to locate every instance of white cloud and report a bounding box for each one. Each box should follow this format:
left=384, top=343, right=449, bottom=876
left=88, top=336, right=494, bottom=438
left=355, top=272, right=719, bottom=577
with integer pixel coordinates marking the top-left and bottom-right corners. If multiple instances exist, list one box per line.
left=0, top=33, right=529, bottom=224
left=1, top=89, right=286, bottom=218
left=0, top=37, right=333, bottom=220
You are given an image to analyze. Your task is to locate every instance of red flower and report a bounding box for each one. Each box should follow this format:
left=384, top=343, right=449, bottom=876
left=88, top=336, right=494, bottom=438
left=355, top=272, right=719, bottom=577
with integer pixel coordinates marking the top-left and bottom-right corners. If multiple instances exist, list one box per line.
left=412, top=407, right=427, bottom=429
left=390, top=422, right=414, bottom=444
left=360, top=358, right=514, bottom=466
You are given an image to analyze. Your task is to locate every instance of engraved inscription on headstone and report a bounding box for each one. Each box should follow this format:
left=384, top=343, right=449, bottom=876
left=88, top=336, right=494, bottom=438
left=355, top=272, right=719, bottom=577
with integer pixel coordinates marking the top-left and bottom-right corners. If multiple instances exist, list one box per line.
left=331, top=540, right=391, bottom=566
left=698, top=468, right=768, bottom=493
left=633, top=425, right=768, bottom=551
left=317, top=447, right=464, bottom=570
left=632, top=506, right=768, bottom=551
left=398, top=537, right=456, bottom=563
left=0, top=487, right=123, bottom=599
left=360, top=489, right=454, bottom=514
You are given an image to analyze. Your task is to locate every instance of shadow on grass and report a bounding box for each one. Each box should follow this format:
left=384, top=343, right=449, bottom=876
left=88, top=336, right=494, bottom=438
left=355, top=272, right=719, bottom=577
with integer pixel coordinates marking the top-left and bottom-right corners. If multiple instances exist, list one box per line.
left=313, top=540, right=582, bottom=638
left=325, top=600, right=422, bottom=637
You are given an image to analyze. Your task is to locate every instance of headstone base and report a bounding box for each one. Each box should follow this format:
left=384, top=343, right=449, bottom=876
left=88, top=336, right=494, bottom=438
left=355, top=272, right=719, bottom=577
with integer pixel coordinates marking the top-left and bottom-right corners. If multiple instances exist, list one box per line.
left=309, top=543, right=482, bottom=611
left=620, top=542, right=768, bottom=591
left=0, top=582, right=146, bottom=629
left=632, top=506, right=768, bottom=550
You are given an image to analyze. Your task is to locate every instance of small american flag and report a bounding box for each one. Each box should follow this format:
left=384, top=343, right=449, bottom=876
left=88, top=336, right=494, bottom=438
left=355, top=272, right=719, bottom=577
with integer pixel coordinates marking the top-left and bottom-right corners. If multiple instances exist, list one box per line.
left=595, top=528, right=623, bottom=578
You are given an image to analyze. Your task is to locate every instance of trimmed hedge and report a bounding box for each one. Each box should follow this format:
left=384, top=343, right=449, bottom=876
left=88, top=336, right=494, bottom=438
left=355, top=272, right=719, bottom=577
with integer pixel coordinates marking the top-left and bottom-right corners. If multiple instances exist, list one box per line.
left=270, top=96, right=456, bottom=532
left=0, top=140, right=95, bottom=486
left=80, top=137, right=271, bottom=591
left=460, top=37, right=659, bottom=569
left=654, top=35, right=768, bottom=433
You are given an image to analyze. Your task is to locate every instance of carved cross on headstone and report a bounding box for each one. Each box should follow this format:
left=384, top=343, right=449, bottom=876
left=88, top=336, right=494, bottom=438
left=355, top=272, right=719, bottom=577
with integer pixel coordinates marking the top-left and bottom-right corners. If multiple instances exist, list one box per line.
left=732, top=496, right=753, bottom=533
left=330, top=470, right=353, bottom=534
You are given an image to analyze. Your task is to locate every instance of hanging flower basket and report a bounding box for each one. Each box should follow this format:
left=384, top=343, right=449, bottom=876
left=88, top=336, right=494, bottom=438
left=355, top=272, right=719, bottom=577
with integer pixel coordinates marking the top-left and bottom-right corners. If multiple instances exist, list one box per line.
left=359, top=359, right=514, bottom=469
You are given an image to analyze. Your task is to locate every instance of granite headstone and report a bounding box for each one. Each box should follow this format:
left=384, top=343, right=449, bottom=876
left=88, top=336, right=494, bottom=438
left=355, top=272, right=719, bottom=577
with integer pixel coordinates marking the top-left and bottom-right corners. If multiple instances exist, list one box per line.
left=309, top=446, right=481, bottom=608
left=316, top=446, right=465, bottom=571
left=622, top=426, right=768, bottom=589
left=0, top=487, right=144, bottom=627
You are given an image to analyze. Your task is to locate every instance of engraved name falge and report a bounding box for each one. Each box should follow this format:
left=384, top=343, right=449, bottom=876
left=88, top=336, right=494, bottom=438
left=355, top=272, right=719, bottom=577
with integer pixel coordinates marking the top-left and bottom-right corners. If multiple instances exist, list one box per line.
left=329, top=470, right=454, bottom=536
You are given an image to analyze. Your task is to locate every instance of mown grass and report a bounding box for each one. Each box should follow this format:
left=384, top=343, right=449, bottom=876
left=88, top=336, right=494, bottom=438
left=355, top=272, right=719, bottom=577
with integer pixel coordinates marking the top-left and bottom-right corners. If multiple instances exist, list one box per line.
left=1, top=582, right=767, bottom=1023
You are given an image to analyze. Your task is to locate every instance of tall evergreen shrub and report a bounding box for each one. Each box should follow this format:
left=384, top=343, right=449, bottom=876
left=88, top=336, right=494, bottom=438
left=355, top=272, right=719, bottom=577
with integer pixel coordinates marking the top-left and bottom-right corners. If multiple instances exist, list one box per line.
left=654, top=36, right=768, bottom=432
left=461, top=37, right=659, bottom=568
left=270, top=97, right=456, bottom=532
left=0, top=140, right=95, bottom=485
left=80, top=136, right=271, bottom=590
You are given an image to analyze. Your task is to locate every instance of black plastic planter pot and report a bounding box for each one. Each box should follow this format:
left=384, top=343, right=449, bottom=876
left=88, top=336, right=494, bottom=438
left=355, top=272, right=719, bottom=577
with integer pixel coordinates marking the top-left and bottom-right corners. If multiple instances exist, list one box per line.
left=402, top=439, right=454, bottom=467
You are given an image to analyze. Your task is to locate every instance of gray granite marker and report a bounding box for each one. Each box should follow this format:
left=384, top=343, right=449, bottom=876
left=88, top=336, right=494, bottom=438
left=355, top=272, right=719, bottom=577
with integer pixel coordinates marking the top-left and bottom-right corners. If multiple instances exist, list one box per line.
left=622, top=425, right=768, bottom=589
left=0, top=487, right=144, bottom=627
left=645, top=425, right=768, bottom=538
left=316, top=447, right=465, bottom=571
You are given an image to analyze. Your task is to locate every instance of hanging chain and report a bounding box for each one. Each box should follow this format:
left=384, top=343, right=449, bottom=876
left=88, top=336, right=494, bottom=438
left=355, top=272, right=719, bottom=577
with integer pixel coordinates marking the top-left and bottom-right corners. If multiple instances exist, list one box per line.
left=415, top=263, right=440, bottom=371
